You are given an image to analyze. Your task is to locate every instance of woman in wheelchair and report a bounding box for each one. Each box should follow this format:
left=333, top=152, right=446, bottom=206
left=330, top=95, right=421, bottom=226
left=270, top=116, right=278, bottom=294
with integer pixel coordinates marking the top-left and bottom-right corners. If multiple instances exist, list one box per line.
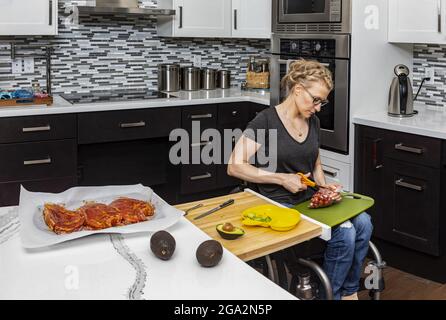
left=227, top=59, right=373, bottom=300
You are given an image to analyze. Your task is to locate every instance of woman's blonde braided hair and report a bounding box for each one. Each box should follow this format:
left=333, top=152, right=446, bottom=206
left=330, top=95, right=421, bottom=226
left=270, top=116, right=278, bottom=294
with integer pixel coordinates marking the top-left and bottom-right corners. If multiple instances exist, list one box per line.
left=281, top=59, right=333, bottom=93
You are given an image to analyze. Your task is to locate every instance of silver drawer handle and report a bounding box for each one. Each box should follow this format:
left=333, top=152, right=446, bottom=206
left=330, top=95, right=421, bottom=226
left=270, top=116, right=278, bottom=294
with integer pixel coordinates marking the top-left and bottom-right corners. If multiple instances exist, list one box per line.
left=22, top=125, right=51, bottom=133
left=190, top=114, right=213, bottom=120
left=395, top=179, right=424, bottom=192
left=24, top=158, right=52, bottom=166
left=191, top=141, right=211, bottom=148
left=120, top=121, right=146, bottom=128
left=323, top=169, right=338, bottom=178
left=190, top=172, right=212, bottom=181
left=395, top=143, right=424, bottom=154
left=232, top=110, right=238, bottom=116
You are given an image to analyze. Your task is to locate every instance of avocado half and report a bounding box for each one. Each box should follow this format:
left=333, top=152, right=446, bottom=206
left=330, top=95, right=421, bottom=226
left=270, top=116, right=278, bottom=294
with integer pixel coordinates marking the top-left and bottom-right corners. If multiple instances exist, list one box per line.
left=216, top=223, right=245, bottom=240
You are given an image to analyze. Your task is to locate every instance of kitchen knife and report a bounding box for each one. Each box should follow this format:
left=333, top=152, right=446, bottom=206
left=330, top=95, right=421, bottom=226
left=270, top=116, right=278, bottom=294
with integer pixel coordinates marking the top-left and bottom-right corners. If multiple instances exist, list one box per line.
left=193, top=199, right=235, bottom=220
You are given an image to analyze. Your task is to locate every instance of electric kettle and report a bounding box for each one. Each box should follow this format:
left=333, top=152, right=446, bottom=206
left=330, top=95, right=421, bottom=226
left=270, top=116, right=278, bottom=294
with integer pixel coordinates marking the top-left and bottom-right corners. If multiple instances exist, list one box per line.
left=388, top=64, right=415, bottom=117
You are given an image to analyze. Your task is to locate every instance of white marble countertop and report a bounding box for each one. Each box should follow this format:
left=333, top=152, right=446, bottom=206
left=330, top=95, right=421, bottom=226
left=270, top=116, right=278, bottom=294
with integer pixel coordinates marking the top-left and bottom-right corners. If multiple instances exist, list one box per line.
left=0, top=206, right=295, bottom=300
left=0, top=89, right=270, bottom=118
left=353, top=104, right=446, bottom=140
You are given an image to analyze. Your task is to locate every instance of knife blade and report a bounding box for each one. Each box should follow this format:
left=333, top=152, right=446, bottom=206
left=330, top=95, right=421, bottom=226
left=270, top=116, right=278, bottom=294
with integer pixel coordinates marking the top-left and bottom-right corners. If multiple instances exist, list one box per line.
left=193, top=199, right=235, bottom=220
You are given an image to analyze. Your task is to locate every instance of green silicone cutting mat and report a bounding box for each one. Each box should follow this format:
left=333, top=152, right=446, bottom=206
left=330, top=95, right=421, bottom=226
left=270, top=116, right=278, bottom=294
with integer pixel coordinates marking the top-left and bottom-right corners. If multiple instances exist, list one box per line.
left=293, top=193, right=375, bottom=227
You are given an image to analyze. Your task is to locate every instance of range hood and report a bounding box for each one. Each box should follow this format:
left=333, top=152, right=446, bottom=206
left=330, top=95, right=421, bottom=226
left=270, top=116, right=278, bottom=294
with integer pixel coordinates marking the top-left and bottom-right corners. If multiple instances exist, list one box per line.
left=76, top=0, right=175, bottom=16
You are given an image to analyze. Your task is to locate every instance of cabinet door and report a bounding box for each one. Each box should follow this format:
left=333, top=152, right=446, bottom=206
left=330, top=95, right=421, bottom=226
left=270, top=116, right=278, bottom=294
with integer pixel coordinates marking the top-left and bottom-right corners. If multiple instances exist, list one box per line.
left=231, top=0, right=271, bottom=39
left=382, top=160, right=440, bottom=256
left=174, top=0, right=231, bottom=37
left=354, top=125, right=386, bottom=238
left=388, top=0, right=446, bottom=44
left=0, top=0, right=57, bottom=36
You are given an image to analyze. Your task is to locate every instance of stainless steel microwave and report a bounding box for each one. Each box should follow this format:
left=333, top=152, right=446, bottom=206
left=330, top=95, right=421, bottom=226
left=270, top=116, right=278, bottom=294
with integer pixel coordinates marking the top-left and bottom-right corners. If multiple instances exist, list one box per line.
left=273, top=0, right=351, bottom=34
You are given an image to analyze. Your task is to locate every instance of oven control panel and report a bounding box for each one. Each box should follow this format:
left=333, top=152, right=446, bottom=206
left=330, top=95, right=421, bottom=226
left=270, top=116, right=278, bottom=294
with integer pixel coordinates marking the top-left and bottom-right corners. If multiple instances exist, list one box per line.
left=280, top=39, right=336, bottom=58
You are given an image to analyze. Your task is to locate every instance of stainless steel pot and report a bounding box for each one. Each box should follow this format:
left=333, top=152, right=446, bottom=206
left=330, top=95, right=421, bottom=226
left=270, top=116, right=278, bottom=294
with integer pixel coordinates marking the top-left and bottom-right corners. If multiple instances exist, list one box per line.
left=181, top=66, right=201, bottom=91
left=157, top=63, right=180, bottom=92
left=201, top=68, right=217, bottom=90
left=217, top=70, right=231, bottom=89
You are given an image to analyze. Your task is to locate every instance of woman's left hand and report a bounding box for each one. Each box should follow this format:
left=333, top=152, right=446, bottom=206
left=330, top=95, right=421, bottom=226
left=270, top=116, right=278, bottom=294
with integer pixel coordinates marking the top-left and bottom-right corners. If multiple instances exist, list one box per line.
left=323, top=183, right=343, bottom=192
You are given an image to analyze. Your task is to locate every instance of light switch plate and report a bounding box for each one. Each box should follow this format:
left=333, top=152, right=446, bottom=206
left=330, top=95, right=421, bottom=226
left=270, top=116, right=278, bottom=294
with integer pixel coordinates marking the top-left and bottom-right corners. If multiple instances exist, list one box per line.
left=12, top=59, right=22, bottom=74
left=23, top=57, right=35, bottom=74
left=425, top=68, right=435, bottom=85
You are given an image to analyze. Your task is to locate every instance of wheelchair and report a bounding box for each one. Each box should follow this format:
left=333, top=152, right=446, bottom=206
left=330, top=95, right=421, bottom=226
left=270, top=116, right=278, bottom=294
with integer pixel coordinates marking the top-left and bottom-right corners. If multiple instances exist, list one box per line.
left=232, top=183, right=386, bottom=300
left=247, top=238, right=386, bottom=300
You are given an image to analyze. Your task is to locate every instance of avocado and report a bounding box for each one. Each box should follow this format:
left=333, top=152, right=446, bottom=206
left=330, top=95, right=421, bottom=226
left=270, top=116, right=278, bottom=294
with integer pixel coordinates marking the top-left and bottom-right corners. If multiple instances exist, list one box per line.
left=150, top=230, right=176, bottom=261
left=196, top=240, right=223, bottom=267
left=216, top=223, right=245, bottom=240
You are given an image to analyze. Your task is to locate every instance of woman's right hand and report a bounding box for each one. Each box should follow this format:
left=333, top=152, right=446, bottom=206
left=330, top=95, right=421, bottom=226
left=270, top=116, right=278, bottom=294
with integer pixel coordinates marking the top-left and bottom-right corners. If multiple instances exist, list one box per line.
left=279, top=173, right=308, bottom=194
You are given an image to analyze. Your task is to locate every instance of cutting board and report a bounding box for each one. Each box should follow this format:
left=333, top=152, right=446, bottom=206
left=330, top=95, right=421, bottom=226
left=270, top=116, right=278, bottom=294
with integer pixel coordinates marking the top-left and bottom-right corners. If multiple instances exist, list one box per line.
left=293, top=193, right=375, bottom=227
left=176, top=191, right=322, bottom=262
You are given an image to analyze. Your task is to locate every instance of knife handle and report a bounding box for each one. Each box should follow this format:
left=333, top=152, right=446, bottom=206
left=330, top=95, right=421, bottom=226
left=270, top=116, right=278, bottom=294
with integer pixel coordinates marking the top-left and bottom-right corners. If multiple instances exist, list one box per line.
left=219, top=199, right=234, bottom=208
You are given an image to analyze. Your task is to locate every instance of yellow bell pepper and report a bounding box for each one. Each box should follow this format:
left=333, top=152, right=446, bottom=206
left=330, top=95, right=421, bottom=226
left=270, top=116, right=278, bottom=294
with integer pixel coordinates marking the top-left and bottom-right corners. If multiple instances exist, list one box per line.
left=242, top=204, right=301, bottom=231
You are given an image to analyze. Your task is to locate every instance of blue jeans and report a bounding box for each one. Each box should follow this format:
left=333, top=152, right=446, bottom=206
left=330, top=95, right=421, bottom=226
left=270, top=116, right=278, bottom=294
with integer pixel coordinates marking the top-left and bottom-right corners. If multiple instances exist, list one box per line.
left=281, top=203, right=373, bottom=300
left=323, top=213, right=373, bottom=300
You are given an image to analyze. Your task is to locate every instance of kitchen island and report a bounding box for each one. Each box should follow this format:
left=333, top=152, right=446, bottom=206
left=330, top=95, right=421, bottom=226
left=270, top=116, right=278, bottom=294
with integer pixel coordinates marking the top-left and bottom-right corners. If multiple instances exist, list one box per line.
left=0, top=197, right=297, bottom=300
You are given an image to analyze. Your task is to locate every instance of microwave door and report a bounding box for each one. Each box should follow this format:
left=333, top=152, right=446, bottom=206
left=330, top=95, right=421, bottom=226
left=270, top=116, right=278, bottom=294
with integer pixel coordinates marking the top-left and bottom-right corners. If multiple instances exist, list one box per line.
left=278, top=0, right=331, bottom=23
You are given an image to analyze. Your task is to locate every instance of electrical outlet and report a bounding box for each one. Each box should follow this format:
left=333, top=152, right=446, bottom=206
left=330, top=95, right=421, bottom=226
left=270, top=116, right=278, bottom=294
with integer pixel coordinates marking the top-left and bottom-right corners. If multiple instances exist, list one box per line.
left=425, top=68, right=435, bottom=85
left=11, top=58, right=22, bottom=74
left=23, top=57, right=35, bottom=74
left=193, top=55, right=202, bottom=68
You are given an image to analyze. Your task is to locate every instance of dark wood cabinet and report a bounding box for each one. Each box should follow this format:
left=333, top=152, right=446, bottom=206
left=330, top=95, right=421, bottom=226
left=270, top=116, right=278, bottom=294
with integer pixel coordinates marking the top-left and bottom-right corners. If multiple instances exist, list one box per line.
left=0, top=114, right=76, bottom=144
left=78, top=107, right=181, bottom=144
left=354, top=125, right=386, bottom=238
left=355, top=125, right=441, bottom=256
left=382, top=160, right=440, bottom=255
left=0, top=102, right=268, bottom=206
left=78, top=107, right=181, bottom=204
left=0, top=140, right=77, bottom=182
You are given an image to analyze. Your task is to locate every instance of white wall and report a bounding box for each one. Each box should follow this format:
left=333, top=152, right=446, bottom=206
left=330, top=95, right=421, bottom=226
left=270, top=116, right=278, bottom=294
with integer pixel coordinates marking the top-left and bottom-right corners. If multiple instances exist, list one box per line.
left=349, top=0, right=413, bottom=190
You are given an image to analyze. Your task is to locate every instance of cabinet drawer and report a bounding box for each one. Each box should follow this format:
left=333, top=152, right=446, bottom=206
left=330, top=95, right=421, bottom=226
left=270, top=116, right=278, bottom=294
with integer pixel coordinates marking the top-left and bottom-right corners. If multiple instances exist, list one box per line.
left=320, top=156, right=351, bottom=192
left=0, top=140, right=77, bottom=182
left=0, top=114, right=76, bottom=144
left=182, top=105, right=217, bottom=138
left=383, top=130, right=441, bottom=168
left=181, top=165, right=217, bottom=194
left=0, top=177, right=77, bottom=207
left=218, top=103, right=250, bottom=126
left=78, top=108, right=181, bottom=144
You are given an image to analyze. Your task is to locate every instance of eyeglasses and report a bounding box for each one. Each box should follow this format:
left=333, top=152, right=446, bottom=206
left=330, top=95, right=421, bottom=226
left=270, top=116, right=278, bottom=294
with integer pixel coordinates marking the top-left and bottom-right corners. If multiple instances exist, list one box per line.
left=301, top=85, right=329, bottom=107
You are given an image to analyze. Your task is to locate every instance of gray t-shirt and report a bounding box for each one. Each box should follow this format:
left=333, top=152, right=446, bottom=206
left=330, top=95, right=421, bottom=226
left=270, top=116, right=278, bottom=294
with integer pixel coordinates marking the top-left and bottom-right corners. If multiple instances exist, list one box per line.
left=243, top=107, right=320, bottom=205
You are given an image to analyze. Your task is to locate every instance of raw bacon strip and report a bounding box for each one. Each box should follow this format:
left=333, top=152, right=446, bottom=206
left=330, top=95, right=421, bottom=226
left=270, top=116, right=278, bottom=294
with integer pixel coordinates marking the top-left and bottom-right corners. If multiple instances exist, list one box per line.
left=43, top=203, right=85, bottom=234
left=78, top=203, right=122, bottom=230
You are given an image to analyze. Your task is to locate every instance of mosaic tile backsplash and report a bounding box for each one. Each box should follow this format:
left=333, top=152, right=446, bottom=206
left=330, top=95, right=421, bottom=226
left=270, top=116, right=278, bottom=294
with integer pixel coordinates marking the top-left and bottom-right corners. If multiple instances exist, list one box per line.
left=0, top=0, right=270, bottom=94
left=413, top=44, right=446, bottom=107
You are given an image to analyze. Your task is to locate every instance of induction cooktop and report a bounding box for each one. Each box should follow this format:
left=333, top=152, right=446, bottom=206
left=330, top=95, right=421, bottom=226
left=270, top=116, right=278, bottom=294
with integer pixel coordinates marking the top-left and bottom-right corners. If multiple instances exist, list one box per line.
left=60, top=90, right=175, bottom=104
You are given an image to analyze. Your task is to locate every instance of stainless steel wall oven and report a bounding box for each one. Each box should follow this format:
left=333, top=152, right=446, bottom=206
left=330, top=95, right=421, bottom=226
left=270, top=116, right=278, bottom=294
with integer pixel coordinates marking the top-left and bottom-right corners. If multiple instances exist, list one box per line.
left=271, top=33, right=350, bottom=154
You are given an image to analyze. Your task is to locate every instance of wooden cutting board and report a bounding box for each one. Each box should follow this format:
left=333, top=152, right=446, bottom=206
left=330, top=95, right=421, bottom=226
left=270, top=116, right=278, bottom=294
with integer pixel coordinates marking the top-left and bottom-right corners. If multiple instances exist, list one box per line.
left=0, top=96, right=53, bottom=107
left=175, top=191, right=322, bottom=262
